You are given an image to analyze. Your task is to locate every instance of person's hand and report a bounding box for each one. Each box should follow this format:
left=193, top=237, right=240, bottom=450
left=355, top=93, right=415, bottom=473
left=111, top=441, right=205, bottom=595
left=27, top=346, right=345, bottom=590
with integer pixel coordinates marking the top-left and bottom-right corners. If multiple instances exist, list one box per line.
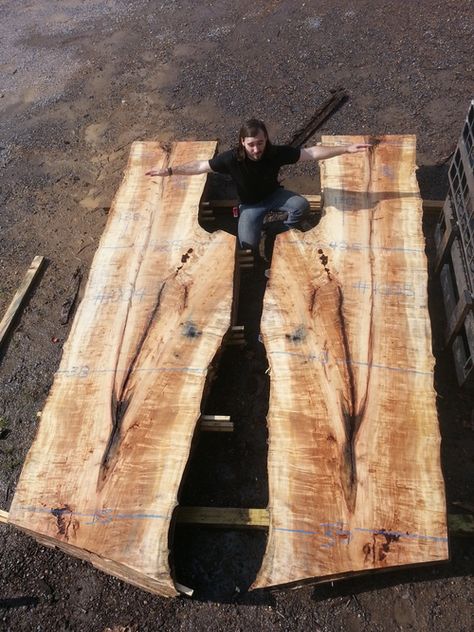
left=145, top=167, right=167, bottom=176
left=346, top=143, right=372, bottom=153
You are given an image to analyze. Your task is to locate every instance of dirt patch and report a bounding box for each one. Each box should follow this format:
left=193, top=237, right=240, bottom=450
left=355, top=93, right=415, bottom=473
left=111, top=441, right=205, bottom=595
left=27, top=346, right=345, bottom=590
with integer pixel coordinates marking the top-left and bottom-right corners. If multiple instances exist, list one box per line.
left=1, top=1, right=473, bottom=630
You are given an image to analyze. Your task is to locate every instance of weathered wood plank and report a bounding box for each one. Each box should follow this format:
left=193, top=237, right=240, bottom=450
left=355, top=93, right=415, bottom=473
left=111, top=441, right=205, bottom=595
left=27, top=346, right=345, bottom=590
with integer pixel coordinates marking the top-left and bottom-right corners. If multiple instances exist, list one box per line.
left=200, top=196, right=442, bottom=222
left=201, top=195, right=322, bottom=209
left=0, top=255, right=45, bottom=351
left=253, top=135, right=448, bottom=589
left=176, top=506, right=269, bottom=528
left=8, top=141, right=236, bottom=597
left=199, top=415, right=233, bottom=432
left=286, top=88, right=349, bottom=147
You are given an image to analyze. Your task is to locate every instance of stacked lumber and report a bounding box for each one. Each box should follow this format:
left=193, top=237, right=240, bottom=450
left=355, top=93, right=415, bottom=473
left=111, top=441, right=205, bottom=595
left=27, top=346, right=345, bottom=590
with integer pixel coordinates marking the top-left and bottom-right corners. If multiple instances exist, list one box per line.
left=8, top=142, right=236, bottom=597
left=253, top=135, right=448, bottom=588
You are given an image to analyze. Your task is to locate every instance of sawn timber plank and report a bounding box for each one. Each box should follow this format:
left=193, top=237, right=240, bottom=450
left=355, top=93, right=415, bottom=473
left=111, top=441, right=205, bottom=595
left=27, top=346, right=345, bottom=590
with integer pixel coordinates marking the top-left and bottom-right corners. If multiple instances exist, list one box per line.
left=0, top=255, right=45, bottom=352
left=253, top=135, right=448, bottom=589
left=8, top=141, right=236, bottom=597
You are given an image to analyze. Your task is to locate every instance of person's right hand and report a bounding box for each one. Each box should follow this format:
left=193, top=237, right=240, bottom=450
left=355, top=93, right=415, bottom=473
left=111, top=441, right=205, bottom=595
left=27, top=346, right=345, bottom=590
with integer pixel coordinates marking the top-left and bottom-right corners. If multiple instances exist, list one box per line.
left=145, top=168, right=167, bottom=176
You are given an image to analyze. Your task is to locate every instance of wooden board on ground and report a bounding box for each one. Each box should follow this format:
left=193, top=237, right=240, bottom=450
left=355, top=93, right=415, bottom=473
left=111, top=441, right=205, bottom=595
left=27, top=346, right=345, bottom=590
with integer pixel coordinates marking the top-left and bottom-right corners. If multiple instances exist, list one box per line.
left=8, top=141, right=236, bottom=597
left=0, top=255, right=45, bottom=352
left=253, top=135, right=448, bottom=589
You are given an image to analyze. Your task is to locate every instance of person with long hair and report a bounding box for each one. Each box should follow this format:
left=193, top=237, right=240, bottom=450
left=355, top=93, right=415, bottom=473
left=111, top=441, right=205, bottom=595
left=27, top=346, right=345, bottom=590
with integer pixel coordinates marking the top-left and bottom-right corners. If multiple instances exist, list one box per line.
left=146, top=119, right=369, bottom=254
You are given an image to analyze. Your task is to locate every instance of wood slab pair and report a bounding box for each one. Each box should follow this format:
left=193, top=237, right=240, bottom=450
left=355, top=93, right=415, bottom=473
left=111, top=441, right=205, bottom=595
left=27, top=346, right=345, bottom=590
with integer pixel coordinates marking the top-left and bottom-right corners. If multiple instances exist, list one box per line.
left=8, top=137, right=448, bottom=596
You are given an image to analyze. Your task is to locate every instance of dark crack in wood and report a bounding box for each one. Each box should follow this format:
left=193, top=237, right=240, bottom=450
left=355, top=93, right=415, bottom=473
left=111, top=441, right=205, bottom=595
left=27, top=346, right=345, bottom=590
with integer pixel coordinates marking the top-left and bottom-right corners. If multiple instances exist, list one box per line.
left=98, top=280, right=167, bottom=489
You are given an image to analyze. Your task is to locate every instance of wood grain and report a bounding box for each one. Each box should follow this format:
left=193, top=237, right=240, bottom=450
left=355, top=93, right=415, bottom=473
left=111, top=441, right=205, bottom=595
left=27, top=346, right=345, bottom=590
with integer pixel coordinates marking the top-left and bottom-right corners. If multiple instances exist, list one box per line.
left=253, top=135, right=448, bottom=589
left=8, top=141, right=236, bottom=597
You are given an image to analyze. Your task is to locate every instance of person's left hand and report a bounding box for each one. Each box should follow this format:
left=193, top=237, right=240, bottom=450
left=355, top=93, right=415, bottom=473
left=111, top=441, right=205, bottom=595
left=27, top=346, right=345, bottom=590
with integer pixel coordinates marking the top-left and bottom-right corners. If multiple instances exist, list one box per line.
left=347, top=143, right=372, bottom=153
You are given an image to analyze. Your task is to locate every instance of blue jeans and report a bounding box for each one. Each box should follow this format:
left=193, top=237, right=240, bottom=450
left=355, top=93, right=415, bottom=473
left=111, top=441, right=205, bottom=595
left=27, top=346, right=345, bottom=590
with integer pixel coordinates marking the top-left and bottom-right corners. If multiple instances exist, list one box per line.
left=238, top=188, right=310, bottom=251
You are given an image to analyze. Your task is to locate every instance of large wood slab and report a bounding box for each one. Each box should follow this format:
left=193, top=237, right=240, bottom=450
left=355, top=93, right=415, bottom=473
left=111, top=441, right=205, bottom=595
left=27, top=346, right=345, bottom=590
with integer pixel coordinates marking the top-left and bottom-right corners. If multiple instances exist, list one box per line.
left=9, top=141, right=236, bottom=597
left=253, top=135, right=448, bottom=589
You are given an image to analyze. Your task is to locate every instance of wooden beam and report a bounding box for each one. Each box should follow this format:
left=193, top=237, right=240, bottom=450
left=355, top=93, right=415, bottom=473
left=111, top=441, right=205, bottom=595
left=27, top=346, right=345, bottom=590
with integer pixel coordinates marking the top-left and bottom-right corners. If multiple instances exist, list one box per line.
left=0, top=509, right=8, bottom=525
left=287, top=88, right=349, bottom=148
left=199, top=415, right=233, bottom=432
left=0, top=256, right=45, bottom=352
left=175, top=506, right=269, bottom=529
left=202, top=196, right=322, bottom=208
left=422, top=199, right=445, bottom=213
left=226, top=325, right=245, bottom=346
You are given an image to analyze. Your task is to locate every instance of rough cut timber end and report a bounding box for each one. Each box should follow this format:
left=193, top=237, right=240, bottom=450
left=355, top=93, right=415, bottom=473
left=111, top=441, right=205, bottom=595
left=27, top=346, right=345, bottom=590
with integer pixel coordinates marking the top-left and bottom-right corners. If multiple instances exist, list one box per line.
left=253, top=135, right=448, bottom=590
left=8, top=141, right=236, bottom=597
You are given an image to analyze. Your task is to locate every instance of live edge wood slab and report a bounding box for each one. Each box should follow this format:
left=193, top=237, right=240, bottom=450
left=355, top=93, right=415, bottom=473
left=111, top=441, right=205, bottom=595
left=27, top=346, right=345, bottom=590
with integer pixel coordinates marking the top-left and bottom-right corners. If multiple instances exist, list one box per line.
left=8, top=141, right=236, bottom=597
left=253, top=135, right=448, bottom=589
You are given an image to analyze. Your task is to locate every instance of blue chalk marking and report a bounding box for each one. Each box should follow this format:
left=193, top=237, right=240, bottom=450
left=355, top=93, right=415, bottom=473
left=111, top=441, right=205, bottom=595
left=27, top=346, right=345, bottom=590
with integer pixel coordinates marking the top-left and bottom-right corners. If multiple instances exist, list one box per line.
left=85, top=511, right=170, bottom=525
left=100, top=238, right=228, bottom=252
left=353, top=527, right=448, bottom=543
left=351, top=280, right=420, bottom=297
left=268, top=350, right=432, bottom=377
left=101, top=244, right=136, bottom=250
left=89, top=287, right=149, bottom=305
left=18, top=505, right=170, bottom=525
left=56, top=365, right=206, bottom=378
left=269, top=350, right=329, bottom=365
left=285, top=238, right=424, bottom=255
left=274, top=522, right=448, bottom=545
left=336, top=357, right=433, bottom=377
left=17, top=505, right=448, bottom=545
left=117, top=212, right=145, bottom=222
left=274, top=525, right=320, bottom=536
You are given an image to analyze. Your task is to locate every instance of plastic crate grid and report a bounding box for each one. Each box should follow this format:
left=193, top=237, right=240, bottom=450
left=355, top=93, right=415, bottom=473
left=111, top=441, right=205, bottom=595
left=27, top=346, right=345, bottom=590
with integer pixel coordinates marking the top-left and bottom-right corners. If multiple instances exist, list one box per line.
left=447, top=101, right=474, bottom=289
left=462, top=101, right=474, bottom=169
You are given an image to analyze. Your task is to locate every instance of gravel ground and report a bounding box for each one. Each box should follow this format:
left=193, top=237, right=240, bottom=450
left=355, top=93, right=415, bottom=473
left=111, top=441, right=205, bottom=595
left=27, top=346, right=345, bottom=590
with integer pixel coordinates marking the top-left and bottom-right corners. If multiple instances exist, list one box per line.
left=1, top=1, right=473, bottom=630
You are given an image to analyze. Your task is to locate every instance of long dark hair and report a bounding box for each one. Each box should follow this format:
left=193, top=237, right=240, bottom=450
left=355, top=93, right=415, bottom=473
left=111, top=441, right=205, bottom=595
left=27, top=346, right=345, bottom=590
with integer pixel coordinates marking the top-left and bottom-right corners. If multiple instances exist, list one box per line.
left=236, top=118, right=272, bottom=161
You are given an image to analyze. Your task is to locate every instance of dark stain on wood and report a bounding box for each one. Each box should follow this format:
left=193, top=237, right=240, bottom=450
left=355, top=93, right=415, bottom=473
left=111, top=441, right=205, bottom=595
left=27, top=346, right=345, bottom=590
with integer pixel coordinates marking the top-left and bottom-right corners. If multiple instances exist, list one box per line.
left=181, top=248, right=193, bottom=263
left=182, top=321, right=201, bottom=338
left=51, top=505, right=74, bottom=539
left=363, top=542, right=372, bottom=563
left=317, top=248, right=332, bottom=280
left=285, top=325, right=307, bottom=343
left=309, top=287, right=317, bottom=314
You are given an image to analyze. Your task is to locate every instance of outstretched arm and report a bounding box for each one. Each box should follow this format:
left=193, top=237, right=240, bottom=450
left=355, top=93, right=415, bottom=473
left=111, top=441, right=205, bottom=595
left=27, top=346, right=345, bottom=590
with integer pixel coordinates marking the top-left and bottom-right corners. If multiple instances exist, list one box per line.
left=145, top=160, right=213, bottom=177
left=299, top=143, right=371, bottom=162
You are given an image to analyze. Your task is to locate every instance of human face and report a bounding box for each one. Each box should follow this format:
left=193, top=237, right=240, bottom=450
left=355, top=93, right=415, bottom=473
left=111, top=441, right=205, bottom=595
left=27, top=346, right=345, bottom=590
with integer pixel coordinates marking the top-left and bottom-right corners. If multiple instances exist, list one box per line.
left=241, top=130, right=267, bottom=161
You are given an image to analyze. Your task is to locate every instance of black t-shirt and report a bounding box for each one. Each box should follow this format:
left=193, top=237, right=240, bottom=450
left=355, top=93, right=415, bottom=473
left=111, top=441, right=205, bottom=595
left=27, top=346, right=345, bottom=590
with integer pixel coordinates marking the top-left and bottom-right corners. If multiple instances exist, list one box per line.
left=208, top=145, right=301, bottom=204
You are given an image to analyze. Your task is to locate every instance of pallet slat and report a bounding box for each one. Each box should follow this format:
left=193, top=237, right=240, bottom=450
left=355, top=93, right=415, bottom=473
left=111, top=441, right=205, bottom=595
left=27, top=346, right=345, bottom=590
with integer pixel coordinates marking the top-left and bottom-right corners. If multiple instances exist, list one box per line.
left=175, top=507, right=269, bottom=528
